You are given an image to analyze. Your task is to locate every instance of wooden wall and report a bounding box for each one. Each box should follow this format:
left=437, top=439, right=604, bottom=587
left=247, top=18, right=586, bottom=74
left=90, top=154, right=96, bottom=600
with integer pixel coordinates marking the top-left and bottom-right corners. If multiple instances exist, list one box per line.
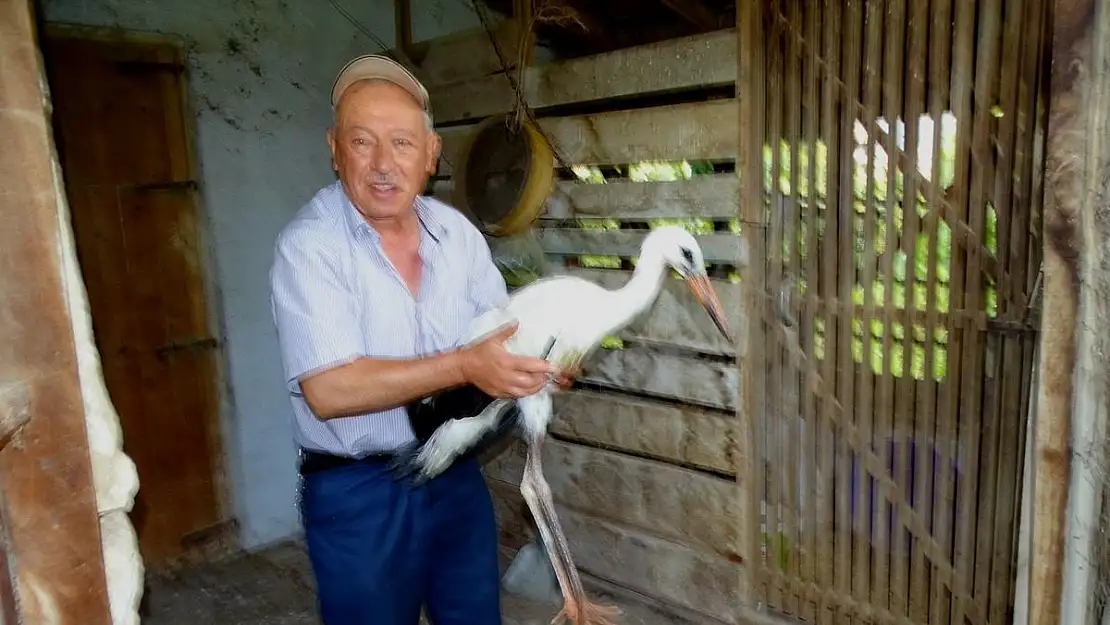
left=405, top=23, right=752, bottom=623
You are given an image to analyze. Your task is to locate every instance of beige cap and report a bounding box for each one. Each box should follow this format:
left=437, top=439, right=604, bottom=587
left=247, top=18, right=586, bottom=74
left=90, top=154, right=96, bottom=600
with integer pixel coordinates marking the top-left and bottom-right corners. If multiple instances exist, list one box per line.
left=330, top=54, right=432, bottom=118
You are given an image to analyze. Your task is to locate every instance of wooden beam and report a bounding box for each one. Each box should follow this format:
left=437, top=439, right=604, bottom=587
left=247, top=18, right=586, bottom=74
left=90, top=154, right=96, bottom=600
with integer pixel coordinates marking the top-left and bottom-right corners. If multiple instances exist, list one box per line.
left=1024, top=0, right=1099, bottom=624
left=0, top=0, right=112, bottom=622
left=428, top=28, right=736, bottom=123
left=394, top=0, right=412, bottom=54
left=433, top=174, right=741, bottom=219
left=400, top=19, right=522, bottom=87
left=436, top=99, right=738, bottom=175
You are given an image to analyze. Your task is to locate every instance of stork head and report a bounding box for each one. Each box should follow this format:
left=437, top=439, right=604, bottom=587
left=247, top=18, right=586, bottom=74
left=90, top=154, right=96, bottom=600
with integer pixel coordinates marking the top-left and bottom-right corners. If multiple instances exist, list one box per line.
left=641, top=226, right=735, bottom=344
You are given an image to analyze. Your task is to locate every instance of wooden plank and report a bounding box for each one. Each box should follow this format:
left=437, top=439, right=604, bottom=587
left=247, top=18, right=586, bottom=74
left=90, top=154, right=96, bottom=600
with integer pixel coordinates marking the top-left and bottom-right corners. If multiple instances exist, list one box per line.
left=434, top=174, right=741, bottom=219
left=486, top=472, right=740, bottom=622
left=403, top=19, right=522, bottom=87
left=558, top=267, right=742, bottom=357
left=539, top=100, right=738, bottom=166
left=436, top=100, right=738, bottom=176
left=0, top=1, right=113, bottom=620
left=538, top=228, right=747, bottom=266
left=546, top=174, right=739, bottom=220
left=579, top=346, right=738, bottom=411
left=485, top=439, right=742, bottom=557
left=429, top=29, right=737, bottom=123
left=550, top=389, right=736, bottom=475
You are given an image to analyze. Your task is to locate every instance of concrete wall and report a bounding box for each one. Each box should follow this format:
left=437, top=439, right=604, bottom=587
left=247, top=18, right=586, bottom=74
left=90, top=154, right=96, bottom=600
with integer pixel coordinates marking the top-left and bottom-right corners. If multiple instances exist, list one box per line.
left=39, top=0, right=500, bottom=549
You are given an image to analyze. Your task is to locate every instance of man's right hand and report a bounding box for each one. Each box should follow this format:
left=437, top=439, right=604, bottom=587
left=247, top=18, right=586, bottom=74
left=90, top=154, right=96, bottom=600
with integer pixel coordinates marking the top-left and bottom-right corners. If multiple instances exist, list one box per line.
left=459, top=321, right=556, bottom=399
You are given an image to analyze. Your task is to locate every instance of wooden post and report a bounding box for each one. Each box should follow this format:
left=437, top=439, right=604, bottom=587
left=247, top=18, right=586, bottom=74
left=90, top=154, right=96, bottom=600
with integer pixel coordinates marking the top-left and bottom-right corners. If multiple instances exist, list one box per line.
left=1030, top=1, right=1110, bottom=624
left=736, top=0, right=765, bottom=618
left=0, top=0, right=113, bottom=622
left=394, top=0, right=412, bottom=55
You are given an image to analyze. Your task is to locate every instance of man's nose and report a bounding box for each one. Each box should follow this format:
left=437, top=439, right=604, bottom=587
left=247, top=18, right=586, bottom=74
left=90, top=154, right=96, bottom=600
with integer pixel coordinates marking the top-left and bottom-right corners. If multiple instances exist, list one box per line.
left=369, top=145, right=396, bottom=172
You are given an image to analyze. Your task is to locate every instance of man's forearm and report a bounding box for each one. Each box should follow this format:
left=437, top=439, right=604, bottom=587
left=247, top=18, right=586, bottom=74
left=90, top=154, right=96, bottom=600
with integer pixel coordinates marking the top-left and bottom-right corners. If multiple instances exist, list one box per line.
left=300, top=350, right=469, bottom=419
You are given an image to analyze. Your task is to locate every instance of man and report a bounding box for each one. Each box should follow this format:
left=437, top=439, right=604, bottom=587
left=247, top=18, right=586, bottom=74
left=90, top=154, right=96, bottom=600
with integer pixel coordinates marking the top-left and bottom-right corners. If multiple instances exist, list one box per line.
left=269, top=54, right=559, bottom=625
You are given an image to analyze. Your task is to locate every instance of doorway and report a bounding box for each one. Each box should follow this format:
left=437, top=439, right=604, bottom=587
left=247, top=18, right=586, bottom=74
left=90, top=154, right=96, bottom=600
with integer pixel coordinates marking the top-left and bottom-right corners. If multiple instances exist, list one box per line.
left=40, top=27, right=230, bottom=567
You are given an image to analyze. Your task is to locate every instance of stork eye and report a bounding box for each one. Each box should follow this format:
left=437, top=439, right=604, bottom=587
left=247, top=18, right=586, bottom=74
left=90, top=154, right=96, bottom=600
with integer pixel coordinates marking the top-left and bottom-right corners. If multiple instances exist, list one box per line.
left=680, top=246, right=694, bottom=263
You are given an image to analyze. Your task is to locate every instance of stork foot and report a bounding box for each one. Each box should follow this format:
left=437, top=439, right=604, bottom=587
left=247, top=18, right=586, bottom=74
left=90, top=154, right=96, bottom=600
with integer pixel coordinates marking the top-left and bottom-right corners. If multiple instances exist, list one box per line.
left=549, top=596, right=621, bottom=625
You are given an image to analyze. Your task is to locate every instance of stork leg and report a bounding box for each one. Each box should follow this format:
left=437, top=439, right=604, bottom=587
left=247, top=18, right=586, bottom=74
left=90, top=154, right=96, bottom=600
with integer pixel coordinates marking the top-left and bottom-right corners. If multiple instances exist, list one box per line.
left=520, top=430, right=621, bottom=625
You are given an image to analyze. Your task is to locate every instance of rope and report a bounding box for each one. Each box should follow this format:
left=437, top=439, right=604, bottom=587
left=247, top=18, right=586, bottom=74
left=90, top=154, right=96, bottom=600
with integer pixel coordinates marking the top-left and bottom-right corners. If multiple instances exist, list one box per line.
left=466, top=0, right=583, bottom=171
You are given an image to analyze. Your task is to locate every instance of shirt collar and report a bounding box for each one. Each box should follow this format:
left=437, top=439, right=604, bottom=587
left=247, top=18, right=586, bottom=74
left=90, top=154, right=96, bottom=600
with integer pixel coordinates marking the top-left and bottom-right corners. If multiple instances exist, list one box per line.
left=339, top=182, right=447, bottom=244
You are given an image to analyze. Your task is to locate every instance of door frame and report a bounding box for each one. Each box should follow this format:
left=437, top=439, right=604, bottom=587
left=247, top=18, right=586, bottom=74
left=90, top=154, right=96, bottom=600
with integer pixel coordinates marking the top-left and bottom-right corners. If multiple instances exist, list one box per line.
left=40, top=22, right=237, bottom=560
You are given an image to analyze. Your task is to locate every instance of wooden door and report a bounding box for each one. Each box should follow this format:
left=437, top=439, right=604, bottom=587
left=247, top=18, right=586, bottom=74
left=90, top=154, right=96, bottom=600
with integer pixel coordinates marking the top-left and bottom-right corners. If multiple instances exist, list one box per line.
left=40, top=29, right=228, bottom=566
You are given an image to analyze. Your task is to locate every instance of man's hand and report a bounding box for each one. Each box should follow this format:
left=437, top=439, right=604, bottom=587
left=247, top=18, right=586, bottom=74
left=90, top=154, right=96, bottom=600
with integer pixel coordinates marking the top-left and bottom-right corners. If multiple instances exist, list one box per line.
left=459, top=321, right=557, bottom=399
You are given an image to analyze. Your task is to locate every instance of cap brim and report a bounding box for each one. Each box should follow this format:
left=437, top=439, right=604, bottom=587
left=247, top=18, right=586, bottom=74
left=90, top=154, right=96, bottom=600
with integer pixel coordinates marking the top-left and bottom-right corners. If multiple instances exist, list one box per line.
left=331, top=55, right=431, bottom=116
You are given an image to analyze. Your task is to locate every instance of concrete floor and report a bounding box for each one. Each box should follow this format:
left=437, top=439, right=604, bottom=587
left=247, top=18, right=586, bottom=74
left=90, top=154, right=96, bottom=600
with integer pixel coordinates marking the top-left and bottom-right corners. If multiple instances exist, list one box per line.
left=139, top=540, right=703, bottom=625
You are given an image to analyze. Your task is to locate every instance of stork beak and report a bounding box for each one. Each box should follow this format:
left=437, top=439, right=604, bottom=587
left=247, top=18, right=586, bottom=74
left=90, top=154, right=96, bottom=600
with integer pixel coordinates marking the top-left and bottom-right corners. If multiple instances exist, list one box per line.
left=686, top=274, right=735, bottom=344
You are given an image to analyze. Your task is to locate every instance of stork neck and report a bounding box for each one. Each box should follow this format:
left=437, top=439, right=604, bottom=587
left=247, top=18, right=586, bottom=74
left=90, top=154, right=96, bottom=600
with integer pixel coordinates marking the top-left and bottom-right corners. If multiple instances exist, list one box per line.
left=607, top=253, right=669, bottom=331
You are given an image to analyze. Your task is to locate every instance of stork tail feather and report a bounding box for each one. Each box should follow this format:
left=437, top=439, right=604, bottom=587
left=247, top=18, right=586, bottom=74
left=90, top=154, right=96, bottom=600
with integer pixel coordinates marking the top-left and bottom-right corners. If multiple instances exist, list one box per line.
left=390, top=395, right=520, bottom=485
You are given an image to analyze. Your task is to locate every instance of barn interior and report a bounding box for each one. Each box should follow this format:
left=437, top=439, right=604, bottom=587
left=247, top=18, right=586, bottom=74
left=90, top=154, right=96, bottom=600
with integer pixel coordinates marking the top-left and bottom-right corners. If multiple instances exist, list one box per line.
left=1, top=0, right=1107, bottom=624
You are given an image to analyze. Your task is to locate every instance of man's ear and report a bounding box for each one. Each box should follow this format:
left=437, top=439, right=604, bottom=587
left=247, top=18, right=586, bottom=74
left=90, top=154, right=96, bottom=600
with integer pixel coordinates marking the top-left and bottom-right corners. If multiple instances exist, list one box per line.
left=425, top=130, right=443, bottom=176
left=326, top=127, right=339, bottom=172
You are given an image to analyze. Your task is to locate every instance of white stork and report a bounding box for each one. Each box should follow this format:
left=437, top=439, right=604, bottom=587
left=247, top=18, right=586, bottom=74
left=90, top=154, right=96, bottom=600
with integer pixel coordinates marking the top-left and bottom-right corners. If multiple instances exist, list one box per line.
left=391, top=225, right=735, bottom=624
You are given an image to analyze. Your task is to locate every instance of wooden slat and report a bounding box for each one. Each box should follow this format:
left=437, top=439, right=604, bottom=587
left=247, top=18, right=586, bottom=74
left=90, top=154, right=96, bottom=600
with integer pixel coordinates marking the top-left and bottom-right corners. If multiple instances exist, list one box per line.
left=437, top=99, right=738, bottom=175
left=798, top=1, right=822, bottom=621
left=850, top=0, right=886, bottom=614
left=814, top=3, right=842, bottom=622
left=558, top=267, right=742, bottom=356
left=550, top=389, right=736, bottom=475
left=546, top=174, right=739, bottom=220
left=485, top=472, right=740, bottom=622
left=403, top=19, right=522, bottom=87
left=579, top=346, right=738, bottom=411
left=434, top=174, right=740, bottom=219
left=485, top=439, right=742, bottom=557
left=538, top=228, right=747, bottom=266
left=428, top=29, right=737, bottom=123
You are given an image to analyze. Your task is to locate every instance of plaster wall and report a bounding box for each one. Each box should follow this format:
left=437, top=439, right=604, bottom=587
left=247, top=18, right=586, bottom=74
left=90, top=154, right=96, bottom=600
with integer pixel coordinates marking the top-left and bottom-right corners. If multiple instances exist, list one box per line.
left=39, top=0, right=499, bottom=550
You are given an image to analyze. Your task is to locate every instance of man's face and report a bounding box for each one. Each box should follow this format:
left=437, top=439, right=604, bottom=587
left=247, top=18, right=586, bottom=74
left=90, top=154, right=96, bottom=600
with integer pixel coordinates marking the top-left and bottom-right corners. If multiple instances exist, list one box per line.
left=327, top=80, right=441, bottom=222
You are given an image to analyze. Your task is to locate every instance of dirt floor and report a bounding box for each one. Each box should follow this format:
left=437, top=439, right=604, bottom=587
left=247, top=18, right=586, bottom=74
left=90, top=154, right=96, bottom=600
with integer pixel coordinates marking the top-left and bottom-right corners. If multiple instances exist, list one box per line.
left=139, top=540, right=702, bottom=625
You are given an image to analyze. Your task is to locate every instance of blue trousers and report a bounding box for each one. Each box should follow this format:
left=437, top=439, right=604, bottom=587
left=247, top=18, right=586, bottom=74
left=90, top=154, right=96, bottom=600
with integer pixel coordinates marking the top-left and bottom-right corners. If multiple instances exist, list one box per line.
left=299, top=455, right=502, bottom=625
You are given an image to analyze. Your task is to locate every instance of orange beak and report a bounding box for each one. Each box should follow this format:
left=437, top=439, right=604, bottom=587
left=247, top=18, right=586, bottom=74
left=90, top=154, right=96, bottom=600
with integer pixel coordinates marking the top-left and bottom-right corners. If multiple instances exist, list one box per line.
left=686, top=274, right=735, bottom=344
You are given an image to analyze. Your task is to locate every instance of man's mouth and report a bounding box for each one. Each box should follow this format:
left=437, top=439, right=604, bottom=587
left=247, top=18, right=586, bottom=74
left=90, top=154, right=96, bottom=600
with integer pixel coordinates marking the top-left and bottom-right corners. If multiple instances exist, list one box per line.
left=370, top=182, right=397, bottom=193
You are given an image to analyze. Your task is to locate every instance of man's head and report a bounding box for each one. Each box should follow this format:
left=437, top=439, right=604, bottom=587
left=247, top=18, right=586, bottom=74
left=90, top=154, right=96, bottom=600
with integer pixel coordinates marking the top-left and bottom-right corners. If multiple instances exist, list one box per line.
left=327, top=55, right=442, bottom=225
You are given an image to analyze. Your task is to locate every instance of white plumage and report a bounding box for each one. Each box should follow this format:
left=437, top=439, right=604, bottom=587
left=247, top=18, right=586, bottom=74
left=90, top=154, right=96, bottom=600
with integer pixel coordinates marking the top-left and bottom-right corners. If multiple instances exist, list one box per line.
left=392, top=225, right=734, bottom=625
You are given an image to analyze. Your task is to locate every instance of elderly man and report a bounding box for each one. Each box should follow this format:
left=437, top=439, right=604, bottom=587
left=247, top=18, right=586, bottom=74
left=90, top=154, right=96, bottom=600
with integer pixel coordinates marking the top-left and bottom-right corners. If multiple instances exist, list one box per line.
left=270, top=55, right=557, bottom=625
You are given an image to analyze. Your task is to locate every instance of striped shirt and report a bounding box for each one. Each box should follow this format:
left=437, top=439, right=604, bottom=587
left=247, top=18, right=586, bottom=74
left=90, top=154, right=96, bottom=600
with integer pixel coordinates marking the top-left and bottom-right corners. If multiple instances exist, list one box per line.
left=269, top=180, right=508, bottom=457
